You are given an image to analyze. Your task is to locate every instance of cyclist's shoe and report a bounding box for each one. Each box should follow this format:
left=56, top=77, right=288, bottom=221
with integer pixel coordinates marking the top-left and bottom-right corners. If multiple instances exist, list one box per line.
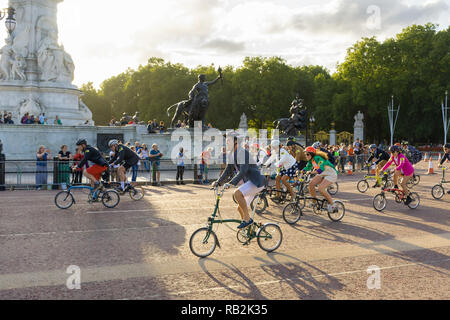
left=372, top=182, right=380, bottom=188
left=237, top=219, right=254, bottom=229
left=404, top=195, right=412, bottom=206
left=327, top=204, right=337, bottom=213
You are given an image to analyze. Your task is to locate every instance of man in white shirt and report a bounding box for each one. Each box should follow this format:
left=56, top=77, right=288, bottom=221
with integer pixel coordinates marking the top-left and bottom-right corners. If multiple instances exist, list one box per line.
left=39, top=113, right=45, bottom=124
left=264, top=140, right=298, bottom=200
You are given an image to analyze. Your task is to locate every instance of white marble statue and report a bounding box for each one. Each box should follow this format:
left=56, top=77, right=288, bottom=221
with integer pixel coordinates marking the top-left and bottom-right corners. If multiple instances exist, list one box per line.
left=354, top=111, right=364, bottom=128
left=0, top=37, right=14, bottom=80
left=11, top=53, right=27, bottom=81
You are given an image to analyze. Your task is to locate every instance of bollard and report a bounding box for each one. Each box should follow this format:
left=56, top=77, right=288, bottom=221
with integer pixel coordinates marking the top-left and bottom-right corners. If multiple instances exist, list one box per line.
left=0, top=154, right=5, bottom=191
left=152, top=161, right=157, bottom=186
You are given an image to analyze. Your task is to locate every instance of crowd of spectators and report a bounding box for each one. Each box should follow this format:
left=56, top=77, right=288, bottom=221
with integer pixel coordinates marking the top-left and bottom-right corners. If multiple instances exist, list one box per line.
left=1, top=111, right=64, bottom=125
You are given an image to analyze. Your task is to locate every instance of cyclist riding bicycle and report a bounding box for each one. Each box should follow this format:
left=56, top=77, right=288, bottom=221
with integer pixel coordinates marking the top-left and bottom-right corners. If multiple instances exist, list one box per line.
left=366, top=144, right=390, bottom=188
left=301, top=146, right=339, bottom=213
left=263, top=140, right=299, bottom=201
left=381, top=145, right=415, bottom=205
left=73, top=139, right=108, bottom=191
left=108, top=140, right=141, bottom=192
left=212, top=132, right=266, bottom=229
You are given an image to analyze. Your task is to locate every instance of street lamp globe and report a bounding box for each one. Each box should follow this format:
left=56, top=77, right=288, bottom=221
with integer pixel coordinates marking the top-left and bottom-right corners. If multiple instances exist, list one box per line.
left=5, top=7, right=16, bottom=34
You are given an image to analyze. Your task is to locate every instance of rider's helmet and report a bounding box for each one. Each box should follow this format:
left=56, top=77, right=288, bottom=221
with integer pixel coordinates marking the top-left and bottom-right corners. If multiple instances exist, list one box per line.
left=389, top=145, right=401, bottom=153
left=198, top=74, right=206, bottom=82
left=312, top=141, right=321, bottom=149
left=369, top=144, right=377, bottom=152
left=271, top=140, right=280, bottom=149
left=76, top=139, right=87, bottom=146
left=305, top=146, right=316, bottom=155
left=108, top=139, right=119, bottom=148
left=444, top=143, right=450, bottom=149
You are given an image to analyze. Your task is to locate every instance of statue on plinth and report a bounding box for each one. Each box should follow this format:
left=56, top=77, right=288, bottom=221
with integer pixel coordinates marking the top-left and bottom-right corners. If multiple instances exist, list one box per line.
left=274, top=93, right=307, bottom=136
left=167, top=67, right=223, bottom=128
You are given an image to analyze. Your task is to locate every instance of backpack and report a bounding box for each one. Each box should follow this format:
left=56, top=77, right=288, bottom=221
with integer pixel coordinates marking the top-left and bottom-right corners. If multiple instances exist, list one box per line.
left=322, top=148, right=335, bottom=165
left=408, top=146, right=423, bottom=164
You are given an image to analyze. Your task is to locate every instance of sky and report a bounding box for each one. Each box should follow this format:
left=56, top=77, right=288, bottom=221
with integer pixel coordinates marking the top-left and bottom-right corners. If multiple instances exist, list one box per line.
left=1, top=0, right=449, bottom=88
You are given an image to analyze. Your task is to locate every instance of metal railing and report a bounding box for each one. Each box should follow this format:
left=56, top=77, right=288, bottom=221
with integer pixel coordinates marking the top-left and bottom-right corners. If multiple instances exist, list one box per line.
left=0, top=158, right=224, bottom=190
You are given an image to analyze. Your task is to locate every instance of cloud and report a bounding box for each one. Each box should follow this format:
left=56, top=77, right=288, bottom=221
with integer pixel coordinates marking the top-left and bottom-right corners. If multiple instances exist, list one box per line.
left=288, top=0, right=449, bottom=36
left=201, top=38, right=246, bottom=53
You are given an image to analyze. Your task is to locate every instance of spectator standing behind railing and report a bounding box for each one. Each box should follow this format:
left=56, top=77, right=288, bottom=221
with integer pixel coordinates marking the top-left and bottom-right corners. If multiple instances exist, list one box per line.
left=36, top=146, right=51, bottom=190
left=149, top=144, right=163, bottom=186
left=130, top=146, right=140, bottom=182
left=57, top=145, right=72, bottom=189
left=176, top=147, right=185, bottom=185
left=338, top=144, right=347, bottom=173
left=72, top=146, right=84, bottom=184
left=347, top=144, right=355, bottom=172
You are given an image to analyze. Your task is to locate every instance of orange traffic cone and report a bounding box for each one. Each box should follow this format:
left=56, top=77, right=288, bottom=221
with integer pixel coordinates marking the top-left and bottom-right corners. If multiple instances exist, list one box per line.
left=424, top=153, right=428, bottom=161
left=427, top=156, right=435, bottom=174
left=370, top=165, right=376, bottom=175
left=347, top=161, right=353, bottom=175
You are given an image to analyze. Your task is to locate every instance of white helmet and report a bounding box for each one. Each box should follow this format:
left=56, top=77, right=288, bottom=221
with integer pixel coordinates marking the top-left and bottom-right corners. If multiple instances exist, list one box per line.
left=312, top=141, right=321, bottom=149
left=108, top=139, right=119, bottom=148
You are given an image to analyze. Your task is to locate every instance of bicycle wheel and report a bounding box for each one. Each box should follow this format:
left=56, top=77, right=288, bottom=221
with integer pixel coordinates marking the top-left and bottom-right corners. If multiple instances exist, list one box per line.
left=250, top=194, right=268, bottom=214
left=129, top=186, right=145, bottom=201
left=190, top=227, right=217, bottom=258
left=282, top=203, right=302, bottom=225
left=373, top=194, right=386, bottom=212
left=413, top=174, right=420, bottom=185
left=327, top=200, right=345, bottom=222
left=327, top=182, right=339, bottom=195
left=357, top=180, right=369, bottom=193
left=431, top=185, right=444, bottom=200
left=406, top=179, right=415, bottom=189
left=256, top=223, right=283, bottom=252
left=55, top=191, right=74, bottom=209
left=101, top=190, right=120, bottom=208
left=407, top=192, right=420, bottom=209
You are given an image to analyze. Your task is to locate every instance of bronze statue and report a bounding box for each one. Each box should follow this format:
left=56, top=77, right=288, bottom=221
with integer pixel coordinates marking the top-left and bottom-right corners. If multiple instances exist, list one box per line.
left=167, top=68, right=222, bottom=128
left=274, top=94, right=307, bottom=136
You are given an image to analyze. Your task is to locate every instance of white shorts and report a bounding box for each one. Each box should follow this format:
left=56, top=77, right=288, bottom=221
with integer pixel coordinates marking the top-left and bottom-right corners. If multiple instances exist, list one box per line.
left=319, top=167, right=338, bottom=183
left=237, top=181, right=265, bottom=207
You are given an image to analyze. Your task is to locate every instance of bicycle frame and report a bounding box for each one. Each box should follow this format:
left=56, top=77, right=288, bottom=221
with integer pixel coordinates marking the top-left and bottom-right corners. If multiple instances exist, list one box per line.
left=203, top=187, right=272, bottom=245
left=67, top=185, right=101, bottom=201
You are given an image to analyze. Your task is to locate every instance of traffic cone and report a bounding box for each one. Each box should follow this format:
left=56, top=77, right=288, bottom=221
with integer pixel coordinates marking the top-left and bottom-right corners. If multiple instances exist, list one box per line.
left=347, top=161, right=353, bottom=175
left=427, top=156, right=435, bottom=174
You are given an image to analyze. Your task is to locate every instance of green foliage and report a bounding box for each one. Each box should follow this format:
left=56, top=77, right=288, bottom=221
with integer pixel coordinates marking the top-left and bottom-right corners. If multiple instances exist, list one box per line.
left=81, top=24, right=449, bottom=143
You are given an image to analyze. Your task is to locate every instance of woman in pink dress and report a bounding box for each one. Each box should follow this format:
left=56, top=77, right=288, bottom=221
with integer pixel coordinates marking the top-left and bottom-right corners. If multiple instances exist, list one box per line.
left=382, top=145, right=415, bottom=205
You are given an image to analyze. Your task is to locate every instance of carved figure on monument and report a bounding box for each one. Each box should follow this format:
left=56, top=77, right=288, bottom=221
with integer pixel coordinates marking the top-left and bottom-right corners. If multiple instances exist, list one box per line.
left=37, top=35, right=74, bottom=83
left=79, top=100, right=94, bottom=126
left=11, top=53, right=27, bottom=81
left=17, top=99, right=45, bottom=121
left=0, top=37, right=14, bottom=80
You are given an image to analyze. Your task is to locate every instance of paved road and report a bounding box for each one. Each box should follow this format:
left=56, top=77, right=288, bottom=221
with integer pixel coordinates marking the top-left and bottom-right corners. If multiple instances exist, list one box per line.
left=0, top=163, right=449, bottom=300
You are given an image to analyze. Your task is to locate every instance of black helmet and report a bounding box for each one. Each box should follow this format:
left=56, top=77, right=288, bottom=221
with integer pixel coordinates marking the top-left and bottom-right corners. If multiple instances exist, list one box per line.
left=76, top=139, right=87, bottom=146
left=445, top=143, right=450, bottom=149
left=389, top=145, right=401, bottom=153
left=369, top=144, right=377, bottom=150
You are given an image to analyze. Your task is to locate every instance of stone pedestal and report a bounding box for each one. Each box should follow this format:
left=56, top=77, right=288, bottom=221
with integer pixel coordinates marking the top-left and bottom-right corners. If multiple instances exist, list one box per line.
left=329, top=130, right=336, bottom=146
left=354, top=127, right=364, bottom=142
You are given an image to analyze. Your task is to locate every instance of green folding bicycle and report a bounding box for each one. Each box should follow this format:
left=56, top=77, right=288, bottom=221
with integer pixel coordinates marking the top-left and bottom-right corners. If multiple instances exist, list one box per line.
left=189, top=186, right=283, bottom=258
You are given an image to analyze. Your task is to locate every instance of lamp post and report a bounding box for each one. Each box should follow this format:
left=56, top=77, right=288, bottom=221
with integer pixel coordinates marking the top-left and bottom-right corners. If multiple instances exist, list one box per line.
left=442, top=90, right=449, bottom=145
left=388, top=95, right=400, bottom=146
left=0, top=7, right=16, bottom=34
